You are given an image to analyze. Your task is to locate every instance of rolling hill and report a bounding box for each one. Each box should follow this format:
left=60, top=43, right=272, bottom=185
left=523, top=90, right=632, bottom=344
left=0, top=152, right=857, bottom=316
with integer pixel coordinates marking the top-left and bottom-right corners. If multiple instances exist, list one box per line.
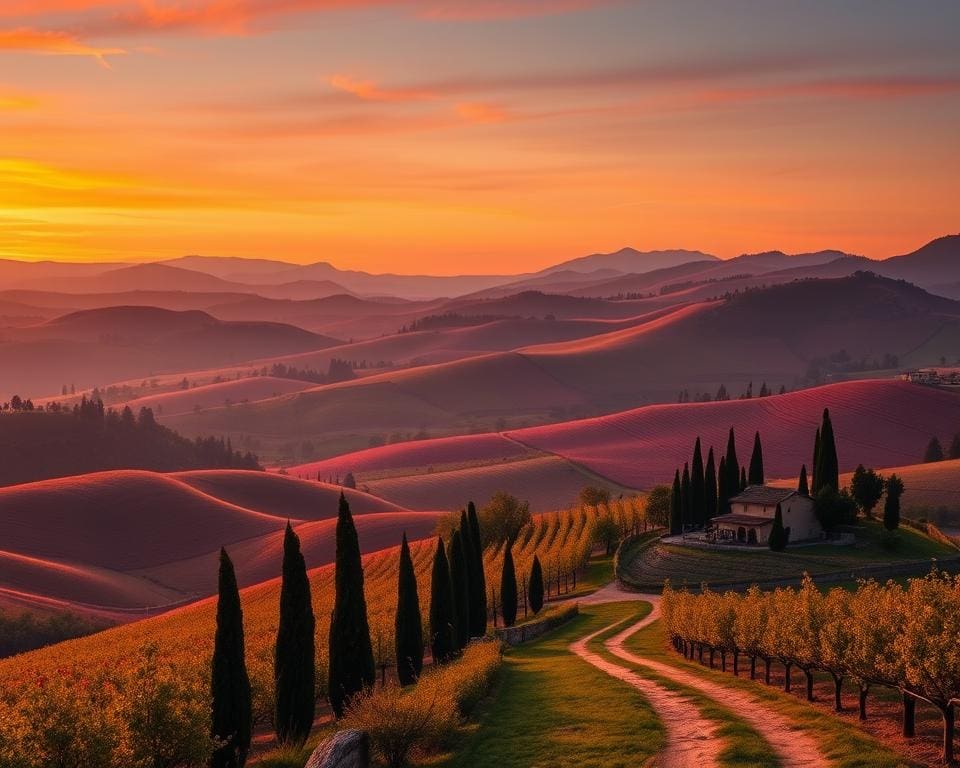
left=0, top=469, right=432, bottom=619
left=0, top=306, right=339, bottom=399
left=292, top=379, right=960, bottom=510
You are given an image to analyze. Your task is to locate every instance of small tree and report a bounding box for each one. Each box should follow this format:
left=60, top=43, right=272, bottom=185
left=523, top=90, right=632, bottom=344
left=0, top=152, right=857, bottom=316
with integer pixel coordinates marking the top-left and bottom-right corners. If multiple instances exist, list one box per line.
left=645, top=484, right=672, bottom=528
left=594, top=514, right=620, bottom=555
left=884, top=475, right=904, bottom=531
left=274, top=523, right=315, bottom=747
left=769, top=503, right=789, bottom=552
left=948, top=433, right=960, bottom=460
left=395, top=533, right=424, bottom=686
left=429, top=537, right=455, bottom=664
left=797, top=464, right=809, bottom=496
left=578, top=486, right=611, bottom=507
left=478, top=492, right=531, bottom=547
left=528, top=555, right=544, bottom=614
left=814, top=486, right=857, bottom=531
left=924, top=436, right=945, bottom=463
left=342, top=472, right=357, bottom=489
left=500, top=543, right=518, bottom=627
left=748, top=431, right=764, bottom=485
left=328, top=494, right=375, bottom=718
left=850, top=465, right=884, bottom=519
left=210, top=548, right=252, bottom=768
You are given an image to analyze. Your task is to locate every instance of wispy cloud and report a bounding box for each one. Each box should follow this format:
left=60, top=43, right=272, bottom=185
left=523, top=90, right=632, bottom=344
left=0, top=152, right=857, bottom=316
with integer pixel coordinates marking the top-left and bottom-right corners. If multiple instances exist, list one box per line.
left=327, top=74, right=436, bottom=102
left=698, top=76, right=960, bottom=105
left=0, top=27, right=125, bottom=66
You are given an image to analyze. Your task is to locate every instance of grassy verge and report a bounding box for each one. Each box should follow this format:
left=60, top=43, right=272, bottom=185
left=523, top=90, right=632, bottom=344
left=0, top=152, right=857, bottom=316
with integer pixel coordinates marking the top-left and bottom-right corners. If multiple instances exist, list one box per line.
left=434, top=602, right=665, bottom=768
left=585, top=602, right=780, bottom=768
left=623, top=613, right=919, bottom=768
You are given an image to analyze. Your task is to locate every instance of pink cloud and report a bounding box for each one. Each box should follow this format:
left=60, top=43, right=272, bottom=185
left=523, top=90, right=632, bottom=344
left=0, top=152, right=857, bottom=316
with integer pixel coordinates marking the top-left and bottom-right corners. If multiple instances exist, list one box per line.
left=0, top=27, right=125, bottom=66
left=327, top=74, right=436, bottom=102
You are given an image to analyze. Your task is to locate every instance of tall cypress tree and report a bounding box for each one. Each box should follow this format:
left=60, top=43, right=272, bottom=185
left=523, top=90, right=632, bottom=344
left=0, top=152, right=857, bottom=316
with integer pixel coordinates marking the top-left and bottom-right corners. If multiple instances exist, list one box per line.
left=724, top=428, right=740, bottom=503
left=798, top=464, right=809, bottom=496
left=448, top=530, right=470, bottom=650
left=328, top=493, right=375, bottom=718
left=748, top=431, right=764, bottom=485
left=466, top=501, right=487, bottom=636
left=395, top=532, right=423, bottom=686
left=274, top=523, right=315, bottom=747
left=812, top=427, right=821, bottom=493
left=740, top=466, right=747, bottom=491
left=210, top=548, right=252, bottom=768
left=457, top=510, right=475, bottom=635
left=500, top=542, right=518, bottom=628
left=528, top=554, right=545, bottom=614
left=680, top=463, right=691, bottom=531
left=429, top=536, right=455, bottom=664
left=704, top=447, right=718, bottom=521
left=669, top=469, right=682, bottom=534
left=691, top=438, right=705, bottom=527
left=768, top=504, right=788, bottom=552
left=816, top=408, right=839, bottom=493
left=717, top=456, right=728, bottom=516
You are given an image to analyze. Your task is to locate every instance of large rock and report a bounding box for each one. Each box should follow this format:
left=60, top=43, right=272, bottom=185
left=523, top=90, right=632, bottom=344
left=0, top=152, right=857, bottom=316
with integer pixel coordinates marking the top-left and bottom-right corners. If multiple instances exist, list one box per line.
left=305, top=729, right=370, bottom=768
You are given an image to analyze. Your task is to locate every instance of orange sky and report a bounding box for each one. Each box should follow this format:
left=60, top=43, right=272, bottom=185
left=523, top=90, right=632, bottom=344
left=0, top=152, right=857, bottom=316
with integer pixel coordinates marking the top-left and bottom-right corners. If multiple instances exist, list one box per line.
left=1, top=1, right=958, bottom=273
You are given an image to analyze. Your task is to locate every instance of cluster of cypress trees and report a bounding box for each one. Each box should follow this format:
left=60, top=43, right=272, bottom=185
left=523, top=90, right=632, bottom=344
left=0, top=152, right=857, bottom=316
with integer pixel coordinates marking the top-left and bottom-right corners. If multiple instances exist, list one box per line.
left=429, top=503, right=487, bottom=664
left=669, top=429, right=765, bottom=533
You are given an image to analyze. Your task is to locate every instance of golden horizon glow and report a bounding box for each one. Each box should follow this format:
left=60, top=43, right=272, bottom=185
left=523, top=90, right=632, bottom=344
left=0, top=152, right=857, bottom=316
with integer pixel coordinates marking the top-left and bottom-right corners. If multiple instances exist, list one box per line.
left=0, top=1, right=958, bottom=273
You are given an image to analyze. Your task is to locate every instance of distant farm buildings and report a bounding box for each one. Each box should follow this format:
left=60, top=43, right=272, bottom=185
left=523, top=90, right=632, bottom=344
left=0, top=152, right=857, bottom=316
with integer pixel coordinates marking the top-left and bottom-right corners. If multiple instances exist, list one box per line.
left=901, top=368, right=960, bottom=386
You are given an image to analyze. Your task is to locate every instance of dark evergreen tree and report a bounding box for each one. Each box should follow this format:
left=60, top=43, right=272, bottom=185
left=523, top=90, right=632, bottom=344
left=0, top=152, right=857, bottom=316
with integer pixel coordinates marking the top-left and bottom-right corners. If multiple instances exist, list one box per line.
left=327, top=493, right=375, bottom=718
left=814, top=409, right=839, bottom=493
left=704, top=447, right=717, bottom=521
left=948, top=433, right=960, bottom=460
left=448, top=530, right=470, bottom=650
left=274, top=523, right=315, bottom=747
left=884, top=474, right=904, bottom=531
left=394, top=532, right=423, bottom=686
left=669, top=469, right=682, bottom=535
left=717, top=456, right=728, bottom=516
left=210, top=548, right=252, bottom=768
left=457, top=510, right=476, bottom=635
left=429, top=537, right=455, bottom=664
left=748, top=431, right=764, bottom=485
left=680, top=463, right=691, bottom=530
left=466, top=501, right=487, bottom=636
left=812, top=427, right=821, bottom=493
left=500, top=542, right=518, bottom=628
left=724, top=428, right=740, bottom=508
left=768, top=504, right=788, bottom=551
left=924, top=436, right=945, bottom=463
left=740, top=466, right=747, bottom=491
left=798, top=464, right=809, bottom=496
left=528, top=554, right=545, bottom=614
left=691, top=438, right=705, bottom=527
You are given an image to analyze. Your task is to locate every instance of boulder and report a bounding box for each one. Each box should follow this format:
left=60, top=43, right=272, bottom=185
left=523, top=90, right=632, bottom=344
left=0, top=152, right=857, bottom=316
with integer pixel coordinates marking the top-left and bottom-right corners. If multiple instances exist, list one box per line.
left=305, top=729, right=369, bottom=768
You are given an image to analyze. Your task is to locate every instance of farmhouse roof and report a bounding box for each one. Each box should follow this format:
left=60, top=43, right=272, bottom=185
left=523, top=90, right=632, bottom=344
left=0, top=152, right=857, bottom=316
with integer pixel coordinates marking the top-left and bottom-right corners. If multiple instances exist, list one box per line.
left=712, top=513, right=774, bottom=527
left=729, top=485, right=800, bottom=506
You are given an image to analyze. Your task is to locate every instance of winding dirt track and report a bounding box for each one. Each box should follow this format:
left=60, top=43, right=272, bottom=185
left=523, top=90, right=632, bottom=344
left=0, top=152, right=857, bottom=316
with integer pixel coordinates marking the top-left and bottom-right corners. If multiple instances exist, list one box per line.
left=570, top=620, right=721, bottom=768
left=572, top=584, right=830, bottom=768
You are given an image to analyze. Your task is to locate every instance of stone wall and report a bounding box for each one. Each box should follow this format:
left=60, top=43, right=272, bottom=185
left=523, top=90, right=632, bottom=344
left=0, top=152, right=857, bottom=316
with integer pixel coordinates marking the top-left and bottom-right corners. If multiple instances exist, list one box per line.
left=495, top=603, right=578, bottom=646
left=305, top=729, right=369, bottom=768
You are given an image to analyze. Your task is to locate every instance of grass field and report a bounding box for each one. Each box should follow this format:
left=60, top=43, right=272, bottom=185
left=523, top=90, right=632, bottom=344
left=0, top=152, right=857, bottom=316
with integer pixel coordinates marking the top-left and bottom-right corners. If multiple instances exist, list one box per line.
left=621, top=520, right=958, bottom=591
left=435, top=602, right=663, bottom=768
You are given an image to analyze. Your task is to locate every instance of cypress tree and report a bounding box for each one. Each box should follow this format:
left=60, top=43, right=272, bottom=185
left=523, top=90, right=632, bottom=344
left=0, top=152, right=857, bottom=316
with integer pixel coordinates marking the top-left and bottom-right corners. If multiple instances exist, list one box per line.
left=274, top=523, right=315, bottom=747
left=704, top=448, right=718, bottom=521
left=812, top=427, right=822, bottom=493
left=724, top=428, right=740, bottom=502
left=328, top=493, right=375, bottom=718
left=768, top=504, right=788, bottom=551
left=429, top=536, right=455, bottom=664
left=717, top=456, right=728, bottom=516
left=669, top=469, right=682, bottom=535
left=691, top=438, right=705, bottom=527
left=448, top=530, right=470, bottom=650
left=798, top=464, right=809, bottom=496
left=748, top=431, right=764, bottom=485
left=884, top=475, right=904, bottom=531
left=394, top=532, right=423, bottom=686
left=457, top=510, right=475, bottom=634
left=740, top=466, right=747, bottom=491
left=210, top=548, right=252, bottom=768
left=500, top=542, right=518, bottom=628
left=815, top=409, right=839, bottom=493
left=924, top=437, right=945, bottom=463
left=528, top=554, right=544, bottom=614
left=466, top=501, right=487, bottom=636
left=680, top=463, right=691, bottom=531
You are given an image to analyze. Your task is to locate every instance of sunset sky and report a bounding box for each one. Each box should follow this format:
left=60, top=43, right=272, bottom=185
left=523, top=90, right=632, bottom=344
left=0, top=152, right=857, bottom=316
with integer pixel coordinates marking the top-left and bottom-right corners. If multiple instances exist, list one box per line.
left=1, top=0, right=958, bottom=273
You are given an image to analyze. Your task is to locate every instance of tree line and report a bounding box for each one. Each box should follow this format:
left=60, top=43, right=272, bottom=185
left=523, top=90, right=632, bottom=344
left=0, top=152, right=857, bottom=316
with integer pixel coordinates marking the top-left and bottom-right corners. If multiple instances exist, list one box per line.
left=662, top=572, right=960, bottom=763
left=0, top=395, right=259, bottom=487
